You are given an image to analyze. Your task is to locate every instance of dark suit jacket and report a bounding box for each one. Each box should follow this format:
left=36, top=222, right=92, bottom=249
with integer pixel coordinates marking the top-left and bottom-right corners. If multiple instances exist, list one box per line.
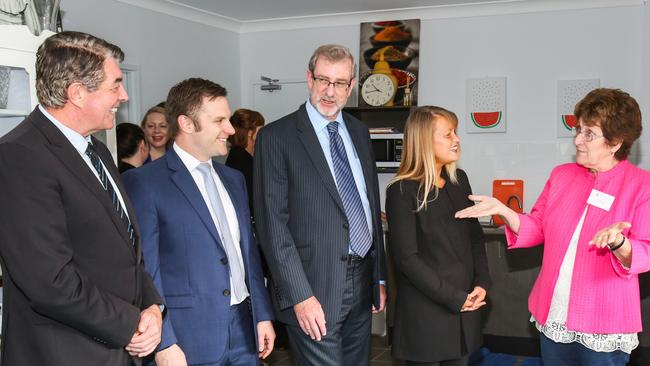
left=385, top=170, right=491, bottom=362
left=0, top=108, right=161, bottom=366
left=119, top=161, right=136, bottom=174
left=253, top=103, right=387, bottom=326
left=122, top=148, right=273, bottom=365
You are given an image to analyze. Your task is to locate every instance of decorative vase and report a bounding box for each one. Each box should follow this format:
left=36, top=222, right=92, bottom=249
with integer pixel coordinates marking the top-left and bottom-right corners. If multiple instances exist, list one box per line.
left=0, top=66, right=10, bottom=109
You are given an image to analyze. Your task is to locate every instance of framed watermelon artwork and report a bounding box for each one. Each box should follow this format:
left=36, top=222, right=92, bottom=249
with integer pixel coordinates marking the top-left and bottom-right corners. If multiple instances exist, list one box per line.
left=557, top=79, right=599, bottom=137
left=466, top=77, right=506, bottom=133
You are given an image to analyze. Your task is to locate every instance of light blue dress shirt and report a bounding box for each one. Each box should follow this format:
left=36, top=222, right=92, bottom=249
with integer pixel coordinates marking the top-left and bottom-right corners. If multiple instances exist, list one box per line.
left=305, top=100, right=373, bottom=242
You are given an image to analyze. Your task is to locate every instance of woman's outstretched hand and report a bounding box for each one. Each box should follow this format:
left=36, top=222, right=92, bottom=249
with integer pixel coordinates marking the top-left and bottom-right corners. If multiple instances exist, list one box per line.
left=455, top=195, right=521, bottom=233
left=455, top=195, right=505, bottom=219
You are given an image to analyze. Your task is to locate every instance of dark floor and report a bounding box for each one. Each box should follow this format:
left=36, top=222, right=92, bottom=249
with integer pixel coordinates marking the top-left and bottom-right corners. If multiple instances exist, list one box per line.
left=263, top=335, right=531, bottom=366
left=264, top=335, right=404, bottom=365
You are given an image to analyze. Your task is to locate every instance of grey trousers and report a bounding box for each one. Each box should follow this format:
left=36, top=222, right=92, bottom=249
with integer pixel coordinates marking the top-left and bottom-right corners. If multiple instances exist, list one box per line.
left=286, top=258, right=373, bottom=366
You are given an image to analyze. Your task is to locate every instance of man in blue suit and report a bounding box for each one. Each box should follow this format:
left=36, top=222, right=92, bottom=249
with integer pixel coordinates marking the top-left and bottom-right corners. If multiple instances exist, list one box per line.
left=123, top=78, right=275, bottom=366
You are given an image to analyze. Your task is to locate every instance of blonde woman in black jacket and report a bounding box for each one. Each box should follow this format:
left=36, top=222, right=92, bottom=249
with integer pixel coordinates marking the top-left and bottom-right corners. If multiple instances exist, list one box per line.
left=386, top=106, right=491, bottom=366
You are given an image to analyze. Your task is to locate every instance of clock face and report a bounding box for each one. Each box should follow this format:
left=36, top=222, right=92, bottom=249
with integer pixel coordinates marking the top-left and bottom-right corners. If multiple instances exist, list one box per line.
left=361, top=73, right=396, bottom=107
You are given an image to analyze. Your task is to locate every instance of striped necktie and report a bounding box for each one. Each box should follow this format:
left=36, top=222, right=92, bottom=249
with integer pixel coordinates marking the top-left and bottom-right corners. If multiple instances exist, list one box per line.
left=85, top=143, right=135, bottom=246
left=327, top=121, right=372, bottom=257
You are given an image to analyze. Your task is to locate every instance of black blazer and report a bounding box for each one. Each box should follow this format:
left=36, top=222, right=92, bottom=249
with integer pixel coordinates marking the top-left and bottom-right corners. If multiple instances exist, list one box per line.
left=225, top=146, right=254, bottom=213
left=385, top=170, right=491, bottom=362
left=253, top=103, right=387, bottom=325
left=0, top=108, right=161, bottom=366
left=118, top=161, right=136, bottom=174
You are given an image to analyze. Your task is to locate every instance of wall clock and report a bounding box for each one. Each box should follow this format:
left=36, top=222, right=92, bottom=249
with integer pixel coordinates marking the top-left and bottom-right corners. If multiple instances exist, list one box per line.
left=361, top=73, right=396, bottom=106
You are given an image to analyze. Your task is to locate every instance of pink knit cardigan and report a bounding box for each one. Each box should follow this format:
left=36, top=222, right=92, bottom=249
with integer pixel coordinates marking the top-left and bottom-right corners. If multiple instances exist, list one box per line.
left=505, top=160, right=650, bottom=334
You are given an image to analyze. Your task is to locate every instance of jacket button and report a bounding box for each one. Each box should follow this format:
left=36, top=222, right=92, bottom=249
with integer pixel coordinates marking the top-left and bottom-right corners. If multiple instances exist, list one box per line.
left=220, top=257, right=228, bottom=264
left=223, top=289, right=231, bottom=296
left=343, top=222, right=349, bottom=229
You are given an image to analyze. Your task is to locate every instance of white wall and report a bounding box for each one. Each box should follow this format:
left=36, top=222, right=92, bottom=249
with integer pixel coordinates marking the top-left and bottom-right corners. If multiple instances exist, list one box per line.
left=60, top=0, right=241, bottom=118
left=640, top=3, right=650, bottom=162
left=241, top=4, right=650, bottom=210
left=55, top=1, right=650, bottom=210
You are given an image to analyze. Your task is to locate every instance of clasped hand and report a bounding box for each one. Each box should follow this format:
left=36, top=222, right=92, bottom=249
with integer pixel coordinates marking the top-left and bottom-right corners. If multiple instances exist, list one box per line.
left=461, top=286, right=487, bottom=312
left=125, top=304, right=163, bottom=357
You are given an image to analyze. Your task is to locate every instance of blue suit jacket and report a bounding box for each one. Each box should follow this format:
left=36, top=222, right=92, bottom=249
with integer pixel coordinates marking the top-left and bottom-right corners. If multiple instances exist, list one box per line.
left=123, top=148, right=273, bottom=364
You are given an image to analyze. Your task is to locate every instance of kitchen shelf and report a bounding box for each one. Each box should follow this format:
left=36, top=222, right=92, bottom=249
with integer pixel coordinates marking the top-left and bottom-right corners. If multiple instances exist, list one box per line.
left=343, top=106, right=413, bottom=132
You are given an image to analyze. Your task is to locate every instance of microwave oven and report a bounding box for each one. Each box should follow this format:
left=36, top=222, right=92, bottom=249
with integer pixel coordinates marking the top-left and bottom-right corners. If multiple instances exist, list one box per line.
left=370, top=133, right=403, bottom=168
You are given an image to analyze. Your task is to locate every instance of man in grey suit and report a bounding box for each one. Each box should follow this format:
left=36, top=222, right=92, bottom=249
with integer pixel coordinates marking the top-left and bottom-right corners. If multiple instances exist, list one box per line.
left=253, top=44, right=387, bottom=365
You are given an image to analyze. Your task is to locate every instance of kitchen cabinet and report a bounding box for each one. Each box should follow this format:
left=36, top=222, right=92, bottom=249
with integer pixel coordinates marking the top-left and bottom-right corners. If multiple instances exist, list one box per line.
left=0, top=25, right=54, bottom=137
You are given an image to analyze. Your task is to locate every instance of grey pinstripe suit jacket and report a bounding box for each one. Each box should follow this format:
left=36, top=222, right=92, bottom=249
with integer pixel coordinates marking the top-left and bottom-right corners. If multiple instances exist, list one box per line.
left=253, top=103, right=387, bottom=325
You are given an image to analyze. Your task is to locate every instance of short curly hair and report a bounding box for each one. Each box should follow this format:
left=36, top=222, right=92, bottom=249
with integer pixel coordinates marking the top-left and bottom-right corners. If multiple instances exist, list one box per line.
left=574, top=88, right=642, bottom=160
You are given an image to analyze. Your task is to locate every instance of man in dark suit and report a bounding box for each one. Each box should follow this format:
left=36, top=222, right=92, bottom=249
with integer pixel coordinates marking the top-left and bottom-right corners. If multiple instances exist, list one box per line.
left=0, top=31, right=163, bottom=366
left=123, top=78, right=275, bottom=366
left=254, top=44, right=387, bottom=365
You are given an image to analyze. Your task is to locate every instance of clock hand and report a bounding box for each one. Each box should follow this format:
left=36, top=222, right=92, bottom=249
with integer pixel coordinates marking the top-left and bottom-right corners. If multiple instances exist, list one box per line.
left=366, top=82, right=381, bottom=93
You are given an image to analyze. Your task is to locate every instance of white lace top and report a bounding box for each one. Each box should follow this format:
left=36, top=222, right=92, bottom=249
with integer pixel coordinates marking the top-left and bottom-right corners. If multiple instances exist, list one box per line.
left=532, top=207, right=639, bottom=354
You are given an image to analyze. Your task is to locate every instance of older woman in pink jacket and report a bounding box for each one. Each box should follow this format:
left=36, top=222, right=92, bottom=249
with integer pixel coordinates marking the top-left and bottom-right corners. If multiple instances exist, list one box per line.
left=456, top=88, right=650, bottom=366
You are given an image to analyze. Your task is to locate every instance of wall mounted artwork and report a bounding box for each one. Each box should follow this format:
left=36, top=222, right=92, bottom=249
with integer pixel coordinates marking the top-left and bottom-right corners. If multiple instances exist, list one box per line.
left=466, top=77, right=507, bottom=133
left=556, top=79, right=599, bottom=137
left=358, top=19, right=420, bottom=107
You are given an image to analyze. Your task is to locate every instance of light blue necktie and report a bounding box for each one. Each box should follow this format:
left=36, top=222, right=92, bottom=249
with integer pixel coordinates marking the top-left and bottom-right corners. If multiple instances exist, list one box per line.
left=196, top=163, right=247, bottom=299
left=327, top=122, right=372, bottom=257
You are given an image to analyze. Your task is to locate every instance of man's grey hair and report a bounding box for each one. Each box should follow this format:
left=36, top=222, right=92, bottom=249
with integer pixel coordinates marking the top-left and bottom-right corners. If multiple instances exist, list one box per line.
left=308, top=44, right=357, bottom=79
left=35, top=31, right=124, bottom=108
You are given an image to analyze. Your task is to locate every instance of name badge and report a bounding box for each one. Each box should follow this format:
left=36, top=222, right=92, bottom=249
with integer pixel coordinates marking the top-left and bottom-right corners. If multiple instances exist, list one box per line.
left=587, top=189, right=615, bottom=211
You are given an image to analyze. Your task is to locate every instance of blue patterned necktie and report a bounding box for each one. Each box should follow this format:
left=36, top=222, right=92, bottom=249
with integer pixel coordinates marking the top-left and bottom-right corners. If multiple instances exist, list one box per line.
left=327, top=122, right=372, bottom=257
left=85, top=143, right=135, bottom=246
left=196, top=163, right=248, bottom=300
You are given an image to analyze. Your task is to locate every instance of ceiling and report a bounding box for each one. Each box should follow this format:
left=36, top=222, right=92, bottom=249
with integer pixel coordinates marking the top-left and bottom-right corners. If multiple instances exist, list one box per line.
left=165, top=0, right=521, bottom=22
left=117, top=0, right=634, bottom=33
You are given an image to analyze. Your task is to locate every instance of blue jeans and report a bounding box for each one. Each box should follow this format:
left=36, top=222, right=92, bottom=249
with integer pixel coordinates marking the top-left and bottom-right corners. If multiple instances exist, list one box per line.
left=540, top=333, right=630, bottom=366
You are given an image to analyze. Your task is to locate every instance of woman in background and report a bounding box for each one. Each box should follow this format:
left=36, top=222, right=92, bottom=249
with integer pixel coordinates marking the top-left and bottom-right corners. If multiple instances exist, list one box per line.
left=116, top=123, right=148, bottom=173
left=225, top=108, right=265, bottom=211
left=386, top=106, right=490, bottom=366
left=456, top=88, right=650, bottom=366
left=140, top=105, right=169, bottom=162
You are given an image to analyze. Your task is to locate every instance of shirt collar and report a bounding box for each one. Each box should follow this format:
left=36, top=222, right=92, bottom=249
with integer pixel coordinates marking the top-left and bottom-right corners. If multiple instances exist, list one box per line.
left=39, top=105, right=92, bottom=154
left=305, top=99, right=345, bottom=133
left=173, top=142, right=212, bottom=172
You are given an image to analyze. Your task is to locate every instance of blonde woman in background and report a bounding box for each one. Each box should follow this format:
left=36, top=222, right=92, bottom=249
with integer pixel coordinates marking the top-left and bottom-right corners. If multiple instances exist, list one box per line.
left=140, top=105, right=170, bottom=162
left=386, top=106, right=490, bottom=366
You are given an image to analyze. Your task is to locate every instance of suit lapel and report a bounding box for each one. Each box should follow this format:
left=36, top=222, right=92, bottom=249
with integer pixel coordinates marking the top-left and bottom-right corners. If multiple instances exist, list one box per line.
left=296, top=104, right=345, bottom=213
left=31, top=110, right=136, bottom=257
left=91, top=137, right=142, bottom=259
left=166, top=149, right=223, bottom=247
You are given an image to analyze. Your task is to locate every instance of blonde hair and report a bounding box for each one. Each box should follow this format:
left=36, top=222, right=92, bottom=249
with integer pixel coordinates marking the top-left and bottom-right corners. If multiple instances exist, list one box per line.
left=389, top=106, right=459, bottom=211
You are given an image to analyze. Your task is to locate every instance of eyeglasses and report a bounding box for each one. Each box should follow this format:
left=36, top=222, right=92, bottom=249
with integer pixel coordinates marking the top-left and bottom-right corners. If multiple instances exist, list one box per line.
left=572, top=126, right=604, bottom=142
left=312, top=76, right=351, bottom=90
